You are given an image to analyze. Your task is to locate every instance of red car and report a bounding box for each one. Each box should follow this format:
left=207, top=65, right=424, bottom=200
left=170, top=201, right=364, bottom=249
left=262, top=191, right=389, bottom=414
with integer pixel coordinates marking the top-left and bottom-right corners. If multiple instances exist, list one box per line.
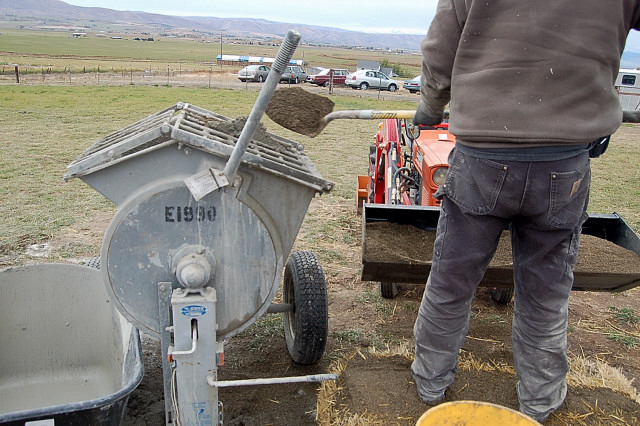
left=306, top=68, right=350, bottom=86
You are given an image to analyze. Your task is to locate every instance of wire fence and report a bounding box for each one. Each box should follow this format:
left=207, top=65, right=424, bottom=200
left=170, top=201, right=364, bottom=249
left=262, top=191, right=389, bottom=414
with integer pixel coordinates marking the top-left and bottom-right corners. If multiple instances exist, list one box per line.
left=0, top=64, right=420, bottom=101
left=0, top=64, right=246, bottom=89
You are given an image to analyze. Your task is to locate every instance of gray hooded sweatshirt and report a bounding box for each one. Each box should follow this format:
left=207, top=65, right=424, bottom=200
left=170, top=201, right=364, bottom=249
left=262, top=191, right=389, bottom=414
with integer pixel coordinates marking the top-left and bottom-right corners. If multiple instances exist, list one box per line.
left=421, top=0, right=640, bottom=147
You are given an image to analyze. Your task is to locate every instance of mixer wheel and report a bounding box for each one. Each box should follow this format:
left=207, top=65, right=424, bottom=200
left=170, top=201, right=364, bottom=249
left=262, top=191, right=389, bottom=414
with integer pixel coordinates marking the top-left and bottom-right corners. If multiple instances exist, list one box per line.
left=283, top=251, right=328, bottom=365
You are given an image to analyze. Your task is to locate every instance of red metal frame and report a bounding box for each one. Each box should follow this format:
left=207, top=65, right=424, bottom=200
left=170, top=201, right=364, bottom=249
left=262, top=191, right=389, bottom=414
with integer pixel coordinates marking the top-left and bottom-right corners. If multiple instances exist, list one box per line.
left=363, top=120, right=456, bottom=208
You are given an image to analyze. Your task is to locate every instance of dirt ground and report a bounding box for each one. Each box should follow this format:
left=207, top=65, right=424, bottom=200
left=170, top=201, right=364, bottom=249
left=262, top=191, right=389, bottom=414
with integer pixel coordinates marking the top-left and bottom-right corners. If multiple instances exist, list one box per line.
left=39, top=201, right=640, bottom=426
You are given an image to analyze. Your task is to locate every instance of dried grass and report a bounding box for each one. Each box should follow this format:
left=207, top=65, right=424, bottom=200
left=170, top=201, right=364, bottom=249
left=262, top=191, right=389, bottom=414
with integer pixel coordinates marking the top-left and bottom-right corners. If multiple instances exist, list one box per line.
left=317, top=343, right=640, bottom=425
left=367, top=340, right=414, bottom=360
left=316, top=352, right=385, bottom=425
left=567, top=355, right=640, bottom=404
left=457, top=350, right=517, bottom=375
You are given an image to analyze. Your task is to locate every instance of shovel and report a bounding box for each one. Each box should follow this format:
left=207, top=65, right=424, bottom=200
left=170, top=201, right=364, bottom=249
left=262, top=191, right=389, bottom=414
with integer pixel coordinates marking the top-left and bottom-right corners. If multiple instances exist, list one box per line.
left=265, top=87, right=416, bottom=137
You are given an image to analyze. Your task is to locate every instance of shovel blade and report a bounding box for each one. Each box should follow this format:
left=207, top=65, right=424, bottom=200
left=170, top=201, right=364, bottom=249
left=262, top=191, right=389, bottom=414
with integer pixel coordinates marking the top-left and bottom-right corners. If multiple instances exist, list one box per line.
left=266, top=87, right=335, bottom=137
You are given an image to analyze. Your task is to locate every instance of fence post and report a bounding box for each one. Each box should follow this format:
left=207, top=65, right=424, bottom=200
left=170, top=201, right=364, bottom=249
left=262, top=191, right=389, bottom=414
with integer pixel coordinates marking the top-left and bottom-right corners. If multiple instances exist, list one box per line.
left=14, top=65, right=19, bottom=83
left=329, top=69, right=334, bottom=94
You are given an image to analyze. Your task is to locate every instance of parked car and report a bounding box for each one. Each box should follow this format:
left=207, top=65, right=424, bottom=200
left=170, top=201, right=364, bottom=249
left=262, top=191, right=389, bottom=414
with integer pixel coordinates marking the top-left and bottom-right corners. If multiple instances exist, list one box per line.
left=280, top=65, right=307, bottom=84
left=346, top=70, right=399, bottom=91
left=403, top=75, right=421, bottom=94
left=306, top=68, right=350, bottom=86
left=238, top=65, right=271, bottom=82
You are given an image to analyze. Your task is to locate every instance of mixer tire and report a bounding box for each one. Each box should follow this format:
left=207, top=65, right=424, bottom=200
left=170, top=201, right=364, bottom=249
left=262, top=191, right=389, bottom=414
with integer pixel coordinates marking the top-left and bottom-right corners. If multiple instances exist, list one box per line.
left=283, top=251, right=328, bottom=365
left=380, top=282, right=398, bottom=299
left=490, top=287, right=514, bottom=304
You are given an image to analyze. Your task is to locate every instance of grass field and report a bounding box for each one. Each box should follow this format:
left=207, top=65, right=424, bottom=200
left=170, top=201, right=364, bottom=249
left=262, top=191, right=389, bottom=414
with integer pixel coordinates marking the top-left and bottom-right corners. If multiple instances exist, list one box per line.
left=1, top=28, right=639, bottom=269
left=0, top=84, right=418, bottom=266
left=0, top=29, right=423, bottom=76
left=2, top=83, right=640, bottom=269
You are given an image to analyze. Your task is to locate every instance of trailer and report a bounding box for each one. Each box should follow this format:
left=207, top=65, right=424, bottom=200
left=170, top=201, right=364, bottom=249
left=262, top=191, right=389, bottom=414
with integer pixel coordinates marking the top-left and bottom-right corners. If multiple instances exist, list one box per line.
left=359, top=116, right=640, bottom=302
left=615, top=68, right=640, bottom=110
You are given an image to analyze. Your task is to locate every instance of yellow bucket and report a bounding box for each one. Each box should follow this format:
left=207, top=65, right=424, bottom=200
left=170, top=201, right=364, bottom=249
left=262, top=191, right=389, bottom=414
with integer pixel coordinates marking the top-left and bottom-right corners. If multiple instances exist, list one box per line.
left=416, top=401, right=541, bottom=425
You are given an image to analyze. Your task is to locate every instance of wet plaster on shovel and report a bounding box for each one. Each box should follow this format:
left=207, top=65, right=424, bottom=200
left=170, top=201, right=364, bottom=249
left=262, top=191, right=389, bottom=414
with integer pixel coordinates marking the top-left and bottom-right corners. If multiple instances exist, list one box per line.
left=265, top=87, right=416, bottom=137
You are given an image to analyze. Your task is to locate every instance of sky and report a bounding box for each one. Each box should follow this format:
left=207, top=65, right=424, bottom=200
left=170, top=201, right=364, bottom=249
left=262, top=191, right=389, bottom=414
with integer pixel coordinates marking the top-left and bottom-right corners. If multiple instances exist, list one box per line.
left=63, top=0, right=640, bottom=54
left=62, top=0, right=437, bottom=35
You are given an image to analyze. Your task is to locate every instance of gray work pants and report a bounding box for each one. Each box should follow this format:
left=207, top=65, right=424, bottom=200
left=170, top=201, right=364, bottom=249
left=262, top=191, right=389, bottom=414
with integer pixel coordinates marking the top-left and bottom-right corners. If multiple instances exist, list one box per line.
left=412, top=148, right=590, bottom=422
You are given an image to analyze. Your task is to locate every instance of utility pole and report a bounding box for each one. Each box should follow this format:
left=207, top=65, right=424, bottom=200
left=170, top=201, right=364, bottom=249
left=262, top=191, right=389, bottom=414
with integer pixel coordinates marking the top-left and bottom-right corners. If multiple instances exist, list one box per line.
left=220, top=34, right=223, bottom=72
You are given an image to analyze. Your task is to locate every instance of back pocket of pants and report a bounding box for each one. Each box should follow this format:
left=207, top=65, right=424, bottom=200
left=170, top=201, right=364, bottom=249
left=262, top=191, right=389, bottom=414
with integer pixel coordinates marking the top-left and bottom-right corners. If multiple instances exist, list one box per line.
left=546, top=163, right=590, bottom=229
left=444, top=152, right=507, bottom=215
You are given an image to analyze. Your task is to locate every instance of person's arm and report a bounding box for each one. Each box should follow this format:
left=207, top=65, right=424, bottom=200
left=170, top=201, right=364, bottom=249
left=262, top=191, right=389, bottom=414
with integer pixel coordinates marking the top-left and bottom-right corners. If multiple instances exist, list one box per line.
left=415, top=0, right=468, bottom=125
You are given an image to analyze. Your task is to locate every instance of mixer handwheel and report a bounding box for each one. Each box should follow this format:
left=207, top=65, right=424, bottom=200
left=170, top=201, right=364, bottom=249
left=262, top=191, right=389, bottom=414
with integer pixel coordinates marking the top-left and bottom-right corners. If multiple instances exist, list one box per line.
left=283, top=251, right=328, bottom=365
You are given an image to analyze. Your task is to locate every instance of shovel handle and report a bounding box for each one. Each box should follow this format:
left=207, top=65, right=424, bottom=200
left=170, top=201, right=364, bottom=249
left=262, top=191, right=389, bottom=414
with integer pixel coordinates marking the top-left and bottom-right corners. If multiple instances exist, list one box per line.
left=223, top=30, right=301, bottom=181
left=369, top=110, right=417, bottom=120
left=323, top=110, right=415, bottom=124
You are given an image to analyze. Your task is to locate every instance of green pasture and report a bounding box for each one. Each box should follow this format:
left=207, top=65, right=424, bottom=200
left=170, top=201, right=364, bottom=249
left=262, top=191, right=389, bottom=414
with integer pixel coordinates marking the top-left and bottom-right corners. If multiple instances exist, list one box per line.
left=0, top=28, right=638, bottom=268
left=1, top=84, right=639, bottom=269
left=0, top=84, right=417, bottom=265
left=0, top=29, right=422, bottom=75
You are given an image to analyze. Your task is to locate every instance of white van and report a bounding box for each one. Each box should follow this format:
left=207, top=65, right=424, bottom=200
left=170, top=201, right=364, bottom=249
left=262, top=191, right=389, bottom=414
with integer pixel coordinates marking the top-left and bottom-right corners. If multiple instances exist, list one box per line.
left=615, top=69, right=640, bottom=110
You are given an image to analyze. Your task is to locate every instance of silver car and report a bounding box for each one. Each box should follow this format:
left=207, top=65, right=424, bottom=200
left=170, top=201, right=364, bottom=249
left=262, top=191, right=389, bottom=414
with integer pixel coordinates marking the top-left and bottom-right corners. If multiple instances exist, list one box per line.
left=346, top=69, right=399, bottom=91
left=238, top=65, right=271, bottom=82
left=280, top=65, right=307, bottom=84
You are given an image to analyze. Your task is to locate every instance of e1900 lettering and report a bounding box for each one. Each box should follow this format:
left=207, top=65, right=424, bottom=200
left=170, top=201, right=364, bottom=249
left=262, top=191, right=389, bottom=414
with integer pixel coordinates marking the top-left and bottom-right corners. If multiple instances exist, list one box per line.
left=165, top=206, right=216, bottom=222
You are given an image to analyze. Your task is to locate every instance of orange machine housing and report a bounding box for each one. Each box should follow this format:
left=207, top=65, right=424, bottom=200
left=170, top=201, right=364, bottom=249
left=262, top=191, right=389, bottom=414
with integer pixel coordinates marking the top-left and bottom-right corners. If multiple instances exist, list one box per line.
left=358, top=119, right=456, bottom=209
left=411, top=126, right=456, bottom=206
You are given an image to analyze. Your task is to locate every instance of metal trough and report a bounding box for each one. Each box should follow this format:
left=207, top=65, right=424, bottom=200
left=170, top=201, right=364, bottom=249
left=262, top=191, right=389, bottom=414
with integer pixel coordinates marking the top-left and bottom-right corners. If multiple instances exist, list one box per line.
left=0, top=263, right=143, bottom=425
left=362, top=204, right=640, bottom=292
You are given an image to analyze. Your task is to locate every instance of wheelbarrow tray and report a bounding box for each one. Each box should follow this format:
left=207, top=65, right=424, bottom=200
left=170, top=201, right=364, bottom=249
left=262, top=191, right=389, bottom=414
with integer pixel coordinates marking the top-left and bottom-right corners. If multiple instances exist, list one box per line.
left=0, top=263, right=143, bottom=425
left=361, top=204, right=640, bottom=292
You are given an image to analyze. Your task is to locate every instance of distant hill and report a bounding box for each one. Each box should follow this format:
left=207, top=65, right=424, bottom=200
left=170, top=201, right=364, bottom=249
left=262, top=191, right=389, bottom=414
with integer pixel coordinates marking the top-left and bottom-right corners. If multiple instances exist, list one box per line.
left=0, top=0, right=425, bottom=50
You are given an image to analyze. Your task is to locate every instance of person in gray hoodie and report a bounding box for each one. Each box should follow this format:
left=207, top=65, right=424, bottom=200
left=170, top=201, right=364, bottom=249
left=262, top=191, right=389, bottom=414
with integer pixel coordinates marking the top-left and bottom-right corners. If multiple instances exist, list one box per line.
left=411, top=0, right=640, bottom=422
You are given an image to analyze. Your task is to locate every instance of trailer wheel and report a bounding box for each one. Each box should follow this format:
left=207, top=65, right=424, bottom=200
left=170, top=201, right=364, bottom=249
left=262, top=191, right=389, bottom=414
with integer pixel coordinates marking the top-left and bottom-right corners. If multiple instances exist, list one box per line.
left=490, top=287, right=514, bottom=304
left=283, top=251, right=328, bottom=365
left=380, top=282, right=398, bottom=299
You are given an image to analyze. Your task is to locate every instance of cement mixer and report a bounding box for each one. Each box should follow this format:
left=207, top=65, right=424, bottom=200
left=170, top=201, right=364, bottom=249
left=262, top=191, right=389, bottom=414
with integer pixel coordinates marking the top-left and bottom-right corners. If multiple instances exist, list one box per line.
left=64, top=30, right=336, bottom=425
